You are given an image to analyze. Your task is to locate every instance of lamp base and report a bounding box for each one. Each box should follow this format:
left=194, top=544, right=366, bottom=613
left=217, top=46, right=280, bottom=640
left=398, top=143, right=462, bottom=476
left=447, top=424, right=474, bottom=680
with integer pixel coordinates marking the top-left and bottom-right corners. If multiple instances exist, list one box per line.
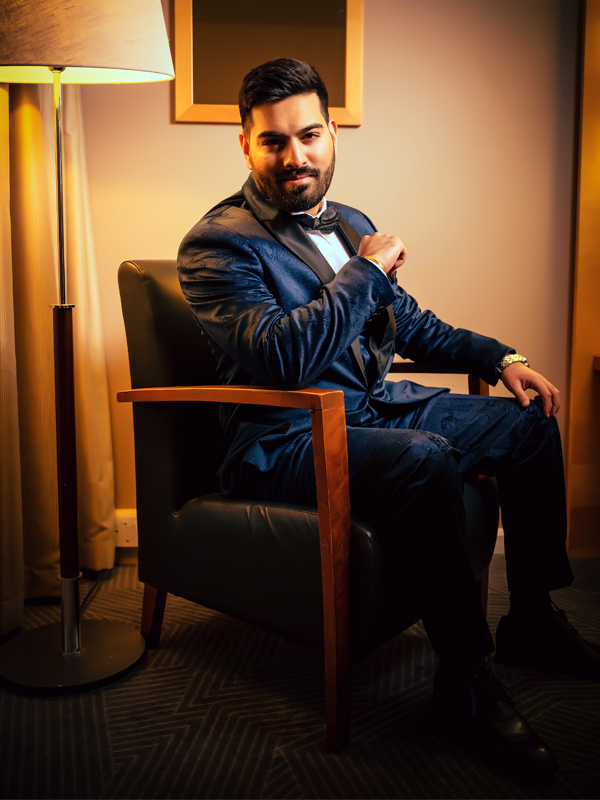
left=0, top=619, right=145, bottom=690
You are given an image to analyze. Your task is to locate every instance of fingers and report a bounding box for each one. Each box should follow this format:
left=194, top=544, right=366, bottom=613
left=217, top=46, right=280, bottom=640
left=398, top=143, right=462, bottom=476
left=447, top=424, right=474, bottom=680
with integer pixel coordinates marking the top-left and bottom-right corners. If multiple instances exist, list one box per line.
left=500, top=364, right=530, bottom=407
left=548, top=383, right=561, bottom=414
left=390, top=253, right=407, bottom=275
left=537, top=385, right=553, bottom=418
left=512, top=384, right=530, bottom=409
left=543, top=382, right=561, bottom=417
left=500, top=364, right=561, bottom=418
left=396, top=243, right=407, bottom=266
left=528, top=377, right=560, bottom=418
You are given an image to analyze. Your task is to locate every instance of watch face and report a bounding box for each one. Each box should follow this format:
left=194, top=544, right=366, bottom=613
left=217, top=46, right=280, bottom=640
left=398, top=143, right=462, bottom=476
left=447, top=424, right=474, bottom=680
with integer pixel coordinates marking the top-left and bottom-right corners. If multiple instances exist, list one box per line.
left=500, top=355, right=528, bottom=372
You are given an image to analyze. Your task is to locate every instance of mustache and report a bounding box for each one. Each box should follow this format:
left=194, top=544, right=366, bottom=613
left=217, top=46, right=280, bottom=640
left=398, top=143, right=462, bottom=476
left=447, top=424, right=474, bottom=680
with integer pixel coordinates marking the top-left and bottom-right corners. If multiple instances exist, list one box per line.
left=276, top=168, right=319, bottom=181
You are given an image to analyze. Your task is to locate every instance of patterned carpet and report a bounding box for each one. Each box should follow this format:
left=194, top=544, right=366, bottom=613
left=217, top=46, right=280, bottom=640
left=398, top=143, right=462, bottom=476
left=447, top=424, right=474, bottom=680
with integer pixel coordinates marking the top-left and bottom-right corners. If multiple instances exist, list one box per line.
left=1, top=556, right=599, bottom=799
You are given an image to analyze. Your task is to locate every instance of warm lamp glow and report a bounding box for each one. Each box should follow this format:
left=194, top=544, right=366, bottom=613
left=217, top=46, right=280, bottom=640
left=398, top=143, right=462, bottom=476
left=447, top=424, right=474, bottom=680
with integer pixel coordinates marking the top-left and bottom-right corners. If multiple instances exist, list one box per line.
left=0, top=0, right=174, bottom=84
left=0, top=66, right=173, bottom=84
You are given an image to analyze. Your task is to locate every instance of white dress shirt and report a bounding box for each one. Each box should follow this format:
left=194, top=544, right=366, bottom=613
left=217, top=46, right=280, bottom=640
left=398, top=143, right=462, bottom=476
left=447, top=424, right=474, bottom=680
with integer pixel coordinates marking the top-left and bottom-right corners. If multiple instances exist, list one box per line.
left=292, top=199, right=385, bottom=276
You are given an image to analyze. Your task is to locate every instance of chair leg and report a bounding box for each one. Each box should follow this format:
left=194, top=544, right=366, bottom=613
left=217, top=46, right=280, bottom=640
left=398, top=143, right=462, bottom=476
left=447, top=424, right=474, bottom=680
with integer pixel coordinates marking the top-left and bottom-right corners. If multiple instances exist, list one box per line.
left=310, top=402, right=353, bottom=753
left=477, top=568, right=490, bottom=616
left=324, top=636, right=351, bottom=753
left=141, top=584, right=167, bottom=647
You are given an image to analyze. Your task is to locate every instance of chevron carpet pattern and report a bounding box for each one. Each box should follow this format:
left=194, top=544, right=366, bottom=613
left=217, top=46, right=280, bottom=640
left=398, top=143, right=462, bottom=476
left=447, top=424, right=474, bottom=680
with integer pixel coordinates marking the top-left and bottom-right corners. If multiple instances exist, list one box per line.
left=1, top=556, right=599, bottom=799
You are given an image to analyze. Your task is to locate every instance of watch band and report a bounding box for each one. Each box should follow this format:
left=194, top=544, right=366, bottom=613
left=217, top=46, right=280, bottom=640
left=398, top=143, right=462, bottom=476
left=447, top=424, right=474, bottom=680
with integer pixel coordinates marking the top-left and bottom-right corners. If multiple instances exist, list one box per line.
left=364, top=256, right=385, bottom=273
left=498, top=353, right=530, bottom=373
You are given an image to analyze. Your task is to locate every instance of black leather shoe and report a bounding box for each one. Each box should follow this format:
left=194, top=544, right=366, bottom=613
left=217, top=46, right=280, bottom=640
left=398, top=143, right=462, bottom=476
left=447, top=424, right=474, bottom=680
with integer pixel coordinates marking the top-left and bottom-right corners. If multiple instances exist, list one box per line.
left=495, top=608, right=600, bottom=678
left=434, top=659, right=557, bottom=780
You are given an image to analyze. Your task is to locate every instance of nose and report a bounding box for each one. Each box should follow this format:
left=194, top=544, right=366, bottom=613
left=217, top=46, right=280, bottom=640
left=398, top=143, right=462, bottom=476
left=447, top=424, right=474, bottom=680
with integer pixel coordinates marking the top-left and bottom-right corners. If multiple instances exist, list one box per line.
left=282, top=138, right=306, bottom=170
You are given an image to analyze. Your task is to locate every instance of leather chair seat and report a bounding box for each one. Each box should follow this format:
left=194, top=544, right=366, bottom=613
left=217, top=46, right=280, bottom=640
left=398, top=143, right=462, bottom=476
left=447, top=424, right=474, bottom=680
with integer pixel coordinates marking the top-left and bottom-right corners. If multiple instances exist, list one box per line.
left=138, top=484, right=496, bottom=659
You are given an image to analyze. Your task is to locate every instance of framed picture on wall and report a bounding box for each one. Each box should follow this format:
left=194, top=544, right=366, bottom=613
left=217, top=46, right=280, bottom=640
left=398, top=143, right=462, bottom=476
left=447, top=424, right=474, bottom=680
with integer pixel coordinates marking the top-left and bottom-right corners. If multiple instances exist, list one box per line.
left=173, top=0, right=363, bottom=126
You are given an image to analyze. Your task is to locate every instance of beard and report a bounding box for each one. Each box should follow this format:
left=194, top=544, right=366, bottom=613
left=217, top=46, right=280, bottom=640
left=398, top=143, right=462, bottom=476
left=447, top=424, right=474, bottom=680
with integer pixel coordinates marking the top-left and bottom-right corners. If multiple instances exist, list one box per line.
left=251, top=151, right=336, bottom=213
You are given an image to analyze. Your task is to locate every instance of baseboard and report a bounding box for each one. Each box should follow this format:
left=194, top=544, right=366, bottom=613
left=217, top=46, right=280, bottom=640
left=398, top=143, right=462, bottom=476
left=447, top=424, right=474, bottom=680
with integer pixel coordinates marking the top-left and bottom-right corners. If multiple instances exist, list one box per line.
left=115, top=546, right=138, bottom=566
left=567, top=545, right=600, bottom=558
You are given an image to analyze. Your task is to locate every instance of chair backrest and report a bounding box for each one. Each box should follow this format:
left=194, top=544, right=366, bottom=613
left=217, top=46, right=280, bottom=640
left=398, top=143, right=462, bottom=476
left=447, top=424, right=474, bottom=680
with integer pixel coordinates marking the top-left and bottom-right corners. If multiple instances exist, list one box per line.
left=118, top=259, right=218, bottom=389
left=118, top=259, right=223, bottom=505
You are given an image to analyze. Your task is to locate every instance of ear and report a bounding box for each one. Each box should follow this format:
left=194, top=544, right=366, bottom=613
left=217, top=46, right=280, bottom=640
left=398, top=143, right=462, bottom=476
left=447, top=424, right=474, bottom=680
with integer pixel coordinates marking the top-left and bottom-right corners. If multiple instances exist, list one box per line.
left=328, top=119, right=338, bottom=153
left=239, top=130, right=253, bottom=170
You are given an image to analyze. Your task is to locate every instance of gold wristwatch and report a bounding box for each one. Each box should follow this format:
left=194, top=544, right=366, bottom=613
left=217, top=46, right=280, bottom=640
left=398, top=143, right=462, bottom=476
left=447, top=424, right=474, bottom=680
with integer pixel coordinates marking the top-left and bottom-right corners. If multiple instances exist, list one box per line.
left=364, top=256, right=385, bottom=272
left=497, top=353, right=530, bottom=374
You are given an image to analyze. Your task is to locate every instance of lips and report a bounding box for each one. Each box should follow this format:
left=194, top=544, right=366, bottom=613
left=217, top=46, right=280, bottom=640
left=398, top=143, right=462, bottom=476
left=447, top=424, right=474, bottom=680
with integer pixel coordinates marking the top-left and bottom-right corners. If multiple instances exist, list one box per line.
left=284, top=175, right=312, bottom=184
left=278, top=171, right=317, bottom=184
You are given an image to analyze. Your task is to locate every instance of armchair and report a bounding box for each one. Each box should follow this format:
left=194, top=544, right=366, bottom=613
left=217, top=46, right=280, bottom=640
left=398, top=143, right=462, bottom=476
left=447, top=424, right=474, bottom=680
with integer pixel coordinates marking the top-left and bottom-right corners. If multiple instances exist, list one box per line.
left=117, top=259, right=498, bottom=752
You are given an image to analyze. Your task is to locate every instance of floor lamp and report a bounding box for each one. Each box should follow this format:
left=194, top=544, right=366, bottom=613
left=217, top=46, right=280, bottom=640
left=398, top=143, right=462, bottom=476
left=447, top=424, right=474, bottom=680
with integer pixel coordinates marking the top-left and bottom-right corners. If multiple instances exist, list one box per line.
left=0, top=0, right=174, bottom=688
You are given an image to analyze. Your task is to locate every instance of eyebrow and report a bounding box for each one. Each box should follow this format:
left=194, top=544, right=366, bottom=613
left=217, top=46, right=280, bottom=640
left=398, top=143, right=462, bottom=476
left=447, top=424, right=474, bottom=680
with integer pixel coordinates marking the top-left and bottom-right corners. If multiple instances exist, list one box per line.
left=256, top=123, right=324, bottom=140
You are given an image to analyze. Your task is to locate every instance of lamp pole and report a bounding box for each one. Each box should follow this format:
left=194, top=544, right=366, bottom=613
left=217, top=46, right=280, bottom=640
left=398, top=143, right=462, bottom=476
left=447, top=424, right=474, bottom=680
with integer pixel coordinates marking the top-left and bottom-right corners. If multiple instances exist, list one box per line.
left=51, top=66, right=81, bottom=656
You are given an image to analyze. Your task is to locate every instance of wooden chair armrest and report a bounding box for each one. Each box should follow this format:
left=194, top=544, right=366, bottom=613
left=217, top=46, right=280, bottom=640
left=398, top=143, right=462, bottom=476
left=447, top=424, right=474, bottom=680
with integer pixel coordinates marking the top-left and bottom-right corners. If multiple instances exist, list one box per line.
left=388, top=362, right=489, bottom=396
left=117, top=384, right=345, bottom=411
left=118, top=383, right=350, bottom=751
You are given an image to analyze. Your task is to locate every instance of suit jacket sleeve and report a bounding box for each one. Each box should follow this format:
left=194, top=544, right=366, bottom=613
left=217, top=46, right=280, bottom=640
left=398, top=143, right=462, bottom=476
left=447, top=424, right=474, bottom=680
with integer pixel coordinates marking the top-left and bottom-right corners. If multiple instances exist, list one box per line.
left=328, top=201, right=512, bottom=385
left=391, top=288, right=512, bottom=386
left=178, top=212, right=397, bottom=390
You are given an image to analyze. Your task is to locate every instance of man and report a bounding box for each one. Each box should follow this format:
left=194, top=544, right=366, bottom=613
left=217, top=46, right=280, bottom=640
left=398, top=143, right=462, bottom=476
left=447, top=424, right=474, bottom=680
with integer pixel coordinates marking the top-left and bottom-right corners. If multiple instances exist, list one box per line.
left=178, top=58, right=599, bottom=777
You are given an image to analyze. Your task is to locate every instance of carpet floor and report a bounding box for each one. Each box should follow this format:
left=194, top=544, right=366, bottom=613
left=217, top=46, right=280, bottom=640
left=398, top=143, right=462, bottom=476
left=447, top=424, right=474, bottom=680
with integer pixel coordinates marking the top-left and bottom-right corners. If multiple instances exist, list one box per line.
left=1, top=555, right=599, bottom=800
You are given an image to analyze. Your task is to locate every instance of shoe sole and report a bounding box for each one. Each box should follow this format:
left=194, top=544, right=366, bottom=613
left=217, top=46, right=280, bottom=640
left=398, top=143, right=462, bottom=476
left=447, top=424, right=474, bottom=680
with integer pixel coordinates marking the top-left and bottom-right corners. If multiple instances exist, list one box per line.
left=433, top=707, right=558, bottom=783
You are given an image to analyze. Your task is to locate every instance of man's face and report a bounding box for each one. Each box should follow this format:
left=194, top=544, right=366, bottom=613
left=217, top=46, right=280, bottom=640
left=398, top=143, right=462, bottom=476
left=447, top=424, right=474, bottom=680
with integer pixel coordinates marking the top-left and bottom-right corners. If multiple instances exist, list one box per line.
left=239, top=92, right=338, bottom=216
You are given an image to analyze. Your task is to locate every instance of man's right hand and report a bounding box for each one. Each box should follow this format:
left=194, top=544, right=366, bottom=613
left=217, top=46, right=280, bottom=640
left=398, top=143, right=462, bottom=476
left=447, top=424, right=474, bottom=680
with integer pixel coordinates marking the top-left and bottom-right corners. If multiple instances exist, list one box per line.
left=358, top=233, right=407, bottom=275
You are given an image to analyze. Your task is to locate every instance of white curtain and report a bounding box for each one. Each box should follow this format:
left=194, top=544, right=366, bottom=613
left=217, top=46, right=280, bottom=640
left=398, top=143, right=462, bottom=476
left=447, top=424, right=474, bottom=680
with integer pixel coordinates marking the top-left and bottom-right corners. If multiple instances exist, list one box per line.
left=0, top=83, right=115, bottom=631
left=0, top=84, right=24, bottom=634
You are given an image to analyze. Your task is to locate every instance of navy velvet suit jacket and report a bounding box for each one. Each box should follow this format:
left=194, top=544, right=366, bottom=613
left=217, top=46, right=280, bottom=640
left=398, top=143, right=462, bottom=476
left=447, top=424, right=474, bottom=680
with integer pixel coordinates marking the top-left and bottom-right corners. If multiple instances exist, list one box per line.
left=178, top=175, right=511, bottom=494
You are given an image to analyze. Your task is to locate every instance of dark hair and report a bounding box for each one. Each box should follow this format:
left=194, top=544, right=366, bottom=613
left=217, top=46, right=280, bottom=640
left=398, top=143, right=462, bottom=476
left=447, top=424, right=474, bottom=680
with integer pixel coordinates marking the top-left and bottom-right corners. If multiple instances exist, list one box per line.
left=238, top=58, right=329, bottom=131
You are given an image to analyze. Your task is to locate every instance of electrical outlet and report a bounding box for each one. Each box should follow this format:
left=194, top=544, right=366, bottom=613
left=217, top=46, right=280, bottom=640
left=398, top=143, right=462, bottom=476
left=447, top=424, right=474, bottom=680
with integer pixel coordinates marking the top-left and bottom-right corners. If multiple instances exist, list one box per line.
left=115, top=509, right=138, bottom=547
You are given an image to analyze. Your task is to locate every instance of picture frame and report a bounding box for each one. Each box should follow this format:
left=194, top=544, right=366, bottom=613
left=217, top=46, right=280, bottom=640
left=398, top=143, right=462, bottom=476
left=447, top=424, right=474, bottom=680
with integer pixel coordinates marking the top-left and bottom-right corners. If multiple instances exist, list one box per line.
left=173, top=0, right=363, bottom=126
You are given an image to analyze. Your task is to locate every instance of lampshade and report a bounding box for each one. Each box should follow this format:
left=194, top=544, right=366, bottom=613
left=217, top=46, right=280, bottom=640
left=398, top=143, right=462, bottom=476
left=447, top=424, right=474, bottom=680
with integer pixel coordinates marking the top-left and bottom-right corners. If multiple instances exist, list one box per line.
left=0, top=0, right=174, bottom=84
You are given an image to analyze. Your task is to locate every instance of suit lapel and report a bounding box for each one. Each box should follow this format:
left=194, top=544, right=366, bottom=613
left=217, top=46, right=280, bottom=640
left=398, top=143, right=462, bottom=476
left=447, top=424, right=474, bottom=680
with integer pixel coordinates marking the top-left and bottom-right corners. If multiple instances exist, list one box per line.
left=338, top=209, right=397, bottom=384
left=337, top=215, right=362, bottom=254
left=261, top=212, right=337, bottom=285
left=241, top=176, right=371, bottom=386
left=334, top=216, right=375, bottom=386
left=264, top=212, right=370, bottom=387
left=338, top=212, right=397, bottom=379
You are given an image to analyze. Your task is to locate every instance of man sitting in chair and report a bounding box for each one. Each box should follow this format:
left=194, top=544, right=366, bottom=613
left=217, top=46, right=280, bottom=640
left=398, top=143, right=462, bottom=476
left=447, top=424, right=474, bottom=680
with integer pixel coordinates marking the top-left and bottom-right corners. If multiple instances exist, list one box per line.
left=178, top=58, right=599, bottom=778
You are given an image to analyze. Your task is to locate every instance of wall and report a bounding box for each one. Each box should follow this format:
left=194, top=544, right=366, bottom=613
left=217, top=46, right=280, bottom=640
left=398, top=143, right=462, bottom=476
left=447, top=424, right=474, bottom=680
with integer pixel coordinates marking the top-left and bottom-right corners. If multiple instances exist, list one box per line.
left=81, top=0, right=579, bottom=511
left=567, top=0, right=600, bottom=556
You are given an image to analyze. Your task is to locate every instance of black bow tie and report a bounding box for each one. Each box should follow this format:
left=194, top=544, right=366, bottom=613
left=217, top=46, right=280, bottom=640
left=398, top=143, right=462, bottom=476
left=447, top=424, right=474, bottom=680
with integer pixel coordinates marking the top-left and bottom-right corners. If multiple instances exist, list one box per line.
left=295, top=205, right=340, bottom=235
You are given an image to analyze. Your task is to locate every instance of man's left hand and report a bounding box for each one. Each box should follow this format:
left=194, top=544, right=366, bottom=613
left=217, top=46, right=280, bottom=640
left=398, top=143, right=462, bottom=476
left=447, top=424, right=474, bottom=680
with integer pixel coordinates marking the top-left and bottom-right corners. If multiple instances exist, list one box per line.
left=500, top=362, right=560, bottom=418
